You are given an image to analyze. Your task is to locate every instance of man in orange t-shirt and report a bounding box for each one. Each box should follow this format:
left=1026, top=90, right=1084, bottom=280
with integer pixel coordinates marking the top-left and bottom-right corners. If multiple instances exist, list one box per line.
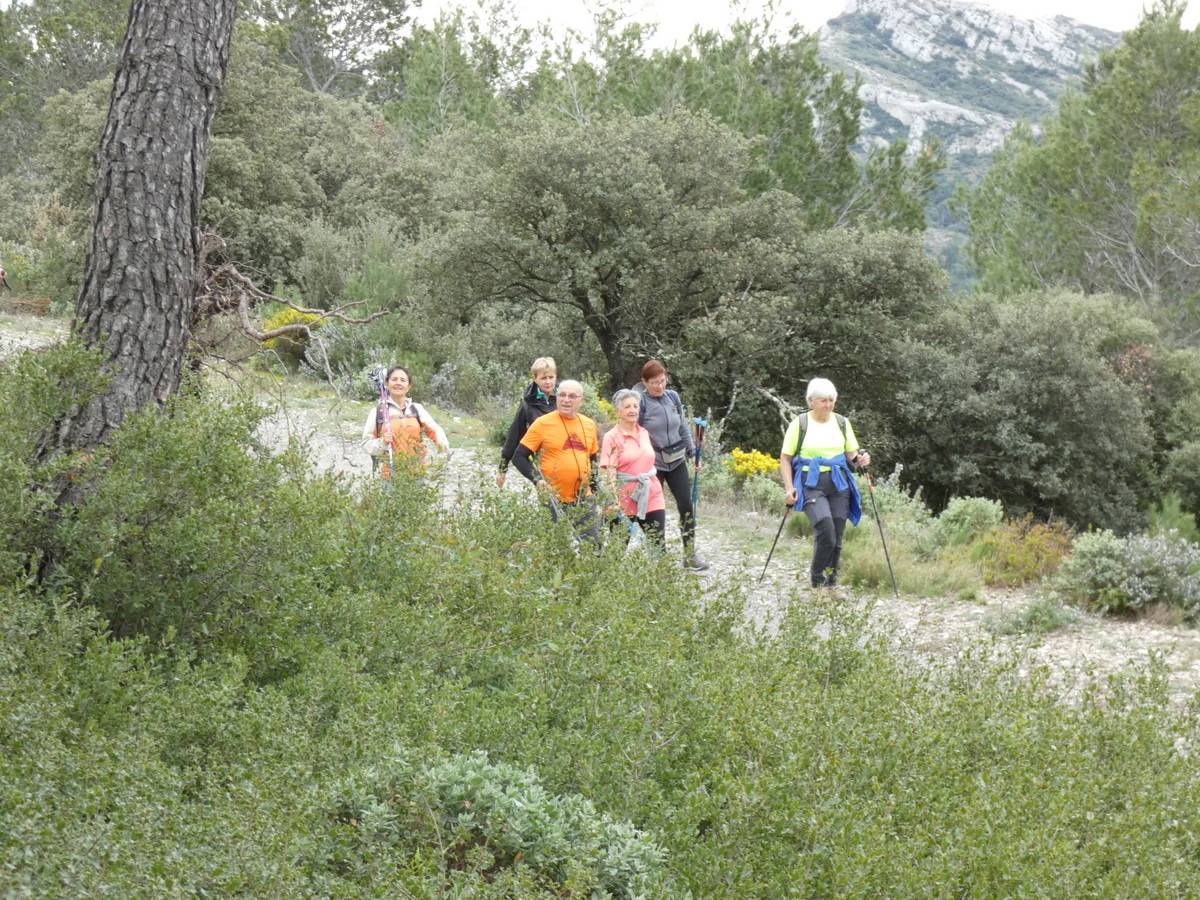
left=512, top=379, right=602, bottom=545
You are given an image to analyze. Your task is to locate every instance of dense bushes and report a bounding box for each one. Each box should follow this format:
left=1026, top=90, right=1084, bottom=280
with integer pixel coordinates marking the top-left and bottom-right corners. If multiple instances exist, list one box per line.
left=1055, top=530, right=1200, bottom=619
left=333, top=750, right=666, bottom=896
left=891, top=291, right=1162, bottom=531
left=7, top=348, right=1200, bottom=894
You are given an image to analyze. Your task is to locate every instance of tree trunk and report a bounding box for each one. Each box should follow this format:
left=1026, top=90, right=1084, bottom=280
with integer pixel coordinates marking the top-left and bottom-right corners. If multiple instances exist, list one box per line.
left=53, top=0, right=236, bottom=454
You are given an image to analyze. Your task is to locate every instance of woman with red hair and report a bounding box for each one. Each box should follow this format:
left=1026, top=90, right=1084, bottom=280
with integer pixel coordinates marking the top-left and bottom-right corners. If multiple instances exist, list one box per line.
left=631, top=359, right=708, bottom=570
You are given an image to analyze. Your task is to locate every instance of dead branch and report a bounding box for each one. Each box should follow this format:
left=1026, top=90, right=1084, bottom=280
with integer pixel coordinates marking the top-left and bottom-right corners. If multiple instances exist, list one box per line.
left=195, top=259, right=391, bottom=342
left=756, top=384, right=804, bottom=436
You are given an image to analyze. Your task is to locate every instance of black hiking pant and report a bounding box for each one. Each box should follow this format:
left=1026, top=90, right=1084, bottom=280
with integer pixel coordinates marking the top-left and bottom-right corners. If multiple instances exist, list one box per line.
left=609, top=508, right=666, bottom=550
left=656, top=463, right=696, bottom=552
left=800, top=470, right=849, bottom=587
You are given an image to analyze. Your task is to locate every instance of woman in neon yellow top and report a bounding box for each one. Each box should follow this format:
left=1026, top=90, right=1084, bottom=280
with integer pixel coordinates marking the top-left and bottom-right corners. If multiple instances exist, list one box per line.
left=777, top=377, right=870, bottom=588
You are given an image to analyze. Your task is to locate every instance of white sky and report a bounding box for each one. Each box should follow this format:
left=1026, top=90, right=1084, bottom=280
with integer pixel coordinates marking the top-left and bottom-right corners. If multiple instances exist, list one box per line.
left=420, top=0, right=1198, bottom=46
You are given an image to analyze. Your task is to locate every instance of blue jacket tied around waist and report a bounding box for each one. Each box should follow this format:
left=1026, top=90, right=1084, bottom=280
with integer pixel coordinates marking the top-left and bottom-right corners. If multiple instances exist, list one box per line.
left=792, top=453, right=862, bottom=525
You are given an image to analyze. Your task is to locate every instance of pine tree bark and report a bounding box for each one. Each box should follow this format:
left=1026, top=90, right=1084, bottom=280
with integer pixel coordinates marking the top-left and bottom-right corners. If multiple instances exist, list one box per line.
left=54, top=0, right=237, bottom=454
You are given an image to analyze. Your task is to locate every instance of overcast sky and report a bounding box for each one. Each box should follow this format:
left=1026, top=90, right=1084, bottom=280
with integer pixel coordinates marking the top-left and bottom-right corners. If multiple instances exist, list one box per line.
left=419, top=0, right=1198, bottom=45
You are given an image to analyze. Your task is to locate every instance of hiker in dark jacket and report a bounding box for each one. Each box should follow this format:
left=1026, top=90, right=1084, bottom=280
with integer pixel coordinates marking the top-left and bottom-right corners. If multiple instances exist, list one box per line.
left=632, top=359, right=709, bottom=571
left=497, top=357, right=557, bottom=487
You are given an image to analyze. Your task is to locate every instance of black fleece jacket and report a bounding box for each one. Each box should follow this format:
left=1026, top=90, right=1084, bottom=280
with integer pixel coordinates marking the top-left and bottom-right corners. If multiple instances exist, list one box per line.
left=498, top=382, right=556, bottom=472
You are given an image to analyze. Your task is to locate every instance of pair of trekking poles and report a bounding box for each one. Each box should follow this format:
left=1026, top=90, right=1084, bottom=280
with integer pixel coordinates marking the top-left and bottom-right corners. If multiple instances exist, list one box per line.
left=759, top=465, right=900, bottom=599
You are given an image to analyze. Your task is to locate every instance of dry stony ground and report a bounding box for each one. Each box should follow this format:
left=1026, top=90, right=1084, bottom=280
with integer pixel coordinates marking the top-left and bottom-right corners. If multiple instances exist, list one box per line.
left=4, top=317, right=1200, bottom=706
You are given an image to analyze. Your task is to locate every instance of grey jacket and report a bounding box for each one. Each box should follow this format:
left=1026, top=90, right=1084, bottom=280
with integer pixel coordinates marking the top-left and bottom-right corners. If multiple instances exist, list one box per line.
left=631, top=382, right=694, bottom=471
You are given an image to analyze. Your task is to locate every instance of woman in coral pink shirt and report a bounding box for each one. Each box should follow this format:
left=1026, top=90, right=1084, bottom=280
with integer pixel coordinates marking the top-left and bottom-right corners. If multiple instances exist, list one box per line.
left=600, top=389, right=667, bottom=549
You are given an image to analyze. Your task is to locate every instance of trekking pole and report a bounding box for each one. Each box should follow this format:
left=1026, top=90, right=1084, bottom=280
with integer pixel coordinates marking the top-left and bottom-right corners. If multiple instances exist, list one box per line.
left=759, top=505, right=791, bottom=582
left=862, top=470, right=900, bottom=599
left=690, top=415, right=707, bottom=510
left=379, top=379, right=394, bottom=478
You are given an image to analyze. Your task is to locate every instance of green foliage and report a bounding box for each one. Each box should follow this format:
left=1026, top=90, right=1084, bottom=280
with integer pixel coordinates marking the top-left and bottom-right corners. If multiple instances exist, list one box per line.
left=419, top=108, right=773, bottom=389
left=677, top=227, right=946, bottom=454
left=0, top=342, right=105, bottom=569
left=985, top=596, right=1080, bottom=637
left=1055, top=529, right=1200, bottom=618
left=962, top=3, right=1200, bottom=338
left=333, top=749, right=666, bottom=896
left=7, top=388, right=1200, bottom=893
left=520, top=10, right=940, bottom=230
left=204, top=26, right=406, bottom=285
left=0, top=0, right=126, bottom=173
left=262, top=305, right=322, bottom=368
left=934, top=496, right=1004, bottom=547
left=249, top=0, right=418, bottom=97
left=1166, top=442, right=1200, bottom=523
left=973, top=516, right=1075, bottom=588
left=891, top=291, right=1157, bottom=531
left=1149, top=493, right=1200, bottom=544
left=49, top=390, right=350, bottom=651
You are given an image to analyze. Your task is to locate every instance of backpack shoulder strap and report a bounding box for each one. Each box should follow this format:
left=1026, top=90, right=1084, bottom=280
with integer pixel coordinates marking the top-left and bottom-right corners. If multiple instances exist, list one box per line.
left=835, top=413, right=847, bottom=442
left=668, top=389, right=684, bottom=417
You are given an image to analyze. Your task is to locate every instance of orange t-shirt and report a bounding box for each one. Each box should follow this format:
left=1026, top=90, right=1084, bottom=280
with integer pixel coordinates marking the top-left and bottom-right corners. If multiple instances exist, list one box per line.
left=520, top=412, right=599, bottom=503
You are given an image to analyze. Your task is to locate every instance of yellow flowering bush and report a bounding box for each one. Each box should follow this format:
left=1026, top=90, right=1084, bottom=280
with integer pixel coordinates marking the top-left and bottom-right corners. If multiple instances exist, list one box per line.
left=262, top=306, right=322, bottom=367
left=596, top=397, right=616, bottom=422
left=724, top=447, right=777, bottom=481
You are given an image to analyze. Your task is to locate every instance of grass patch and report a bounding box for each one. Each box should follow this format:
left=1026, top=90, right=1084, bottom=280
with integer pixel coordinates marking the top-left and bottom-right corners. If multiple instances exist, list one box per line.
left=985, top=595, right=1081, bottom=637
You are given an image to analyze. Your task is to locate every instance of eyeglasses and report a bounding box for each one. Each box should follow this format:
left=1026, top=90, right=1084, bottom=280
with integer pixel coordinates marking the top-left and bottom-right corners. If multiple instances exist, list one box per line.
left=558, top=392, right=582, bottom=399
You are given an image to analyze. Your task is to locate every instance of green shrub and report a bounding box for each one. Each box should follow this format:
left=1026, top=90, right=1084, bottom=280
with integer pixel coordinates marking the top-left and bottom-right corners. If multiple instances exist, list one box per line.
left=333, top=749, right=666, bottom=897
left=261, top=305, right=322, bottom=369
left=1055, top=530, right=1200, bottom=617
left=48, top=389, right=352, bottom=653
left=0, top=342, right=105, bottom=570
left=742, top=472, right=785, bottom=513
left=1149, top=493, right=1200, bottom=544
left=9, top=385, right=1200, bottom=895
left=986, top=596, right=1081, bottom=636
left=934, top=496, right=1003, bottom=547
left=1166, top=441, right=1200, bottom=523
left=973, top=515, right=1074, bottom=587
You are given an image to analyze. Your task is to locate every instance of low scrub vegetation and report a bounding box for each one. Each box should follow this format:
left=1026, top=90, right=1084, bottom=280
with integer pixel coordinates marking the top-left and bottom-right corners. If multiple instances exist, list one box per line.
left=4, top=347, right=1200, bottom=894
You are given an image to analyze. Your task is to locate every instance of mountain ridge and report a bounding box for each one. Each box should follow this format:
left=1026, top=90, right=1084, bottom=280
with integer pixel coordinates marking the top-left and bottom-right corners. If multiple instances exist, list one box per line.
left=817, top=0, right=1121, bottom=283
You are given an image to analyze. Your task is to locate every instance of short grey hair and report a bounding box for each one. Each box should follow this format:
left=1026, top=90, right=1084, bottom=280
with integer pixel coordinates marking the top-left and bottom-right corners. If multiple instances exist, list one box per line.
left=806, top=377, right=838, bottom=404
left=557, top=379, right=584, bottom=396
left=612, top=388, right=639, bottom=409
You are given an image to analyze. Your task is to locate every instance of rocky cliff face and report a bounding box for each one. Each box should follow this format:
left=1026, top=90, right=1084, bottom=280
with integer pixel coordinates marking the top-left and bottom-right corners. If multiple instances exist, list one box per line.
left=818, top=0, right=1120, bottom=283
left=821, top=0, right=1117, bottom=155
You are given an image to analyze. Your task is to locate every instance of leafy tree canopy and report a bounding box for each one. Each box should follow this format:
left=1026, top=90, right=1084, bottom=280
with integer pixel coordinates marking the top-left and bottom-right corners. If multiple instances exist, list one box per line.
left=962, top=1, right=1200, bottom=342
left=891, top=292, right=1162, bottom=531
left=417, top=108, right=787, bottom=389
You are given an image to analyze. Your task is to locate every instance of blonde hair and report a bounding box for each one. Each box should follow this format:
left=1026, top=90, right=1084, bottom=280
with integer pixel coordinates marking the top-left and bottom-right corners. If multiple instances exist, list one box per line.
left=530, top=357, right=557, bottom=378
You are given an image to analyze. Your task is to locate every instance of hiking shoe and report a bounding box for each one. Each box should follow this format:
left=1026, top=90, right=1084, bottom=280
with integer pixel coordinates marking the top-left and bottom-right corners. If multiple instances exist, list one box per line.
left=684, top=553, right=710, bottom=572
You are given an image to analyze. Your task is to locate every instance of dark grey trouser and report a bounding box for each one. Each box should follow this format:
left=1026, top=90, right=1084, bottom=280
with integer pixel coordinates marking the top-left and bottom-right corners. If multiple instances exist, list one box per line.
left=800, top=470, right=849, bottom=587
left=549, top=496, right=603, bottom=547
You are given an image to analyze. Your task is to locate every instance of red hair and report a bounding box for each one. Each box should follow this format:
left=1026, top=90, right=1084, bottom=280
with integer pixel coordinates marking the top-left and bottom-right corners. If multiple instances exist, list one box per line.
left=641, top=359, right=667, bottom=381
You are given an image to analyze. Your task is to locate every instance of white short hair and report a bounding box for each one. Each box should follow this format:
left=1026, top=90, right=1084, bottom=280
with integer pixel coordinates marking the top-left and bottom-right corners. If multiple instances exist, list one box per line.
left=806, top=377, right=838, bottom=404
left=612, top=388, right=639, bottom=409
left=557, top=379, right=583, bottom=395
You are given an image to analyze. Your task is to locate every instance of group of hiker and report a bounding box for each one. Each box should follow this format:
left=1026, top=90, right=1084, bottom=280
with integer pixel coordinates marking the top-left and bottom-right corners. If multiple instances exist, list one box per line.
left=363, top=357, right=871, bottom=587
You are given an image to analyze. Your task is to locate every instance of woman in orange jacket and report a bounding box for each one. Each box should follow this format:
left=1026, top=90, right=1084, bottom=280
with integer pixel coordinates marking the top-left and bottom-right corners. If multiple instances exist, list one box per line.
left=361, top=365, right=449, bottom=477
